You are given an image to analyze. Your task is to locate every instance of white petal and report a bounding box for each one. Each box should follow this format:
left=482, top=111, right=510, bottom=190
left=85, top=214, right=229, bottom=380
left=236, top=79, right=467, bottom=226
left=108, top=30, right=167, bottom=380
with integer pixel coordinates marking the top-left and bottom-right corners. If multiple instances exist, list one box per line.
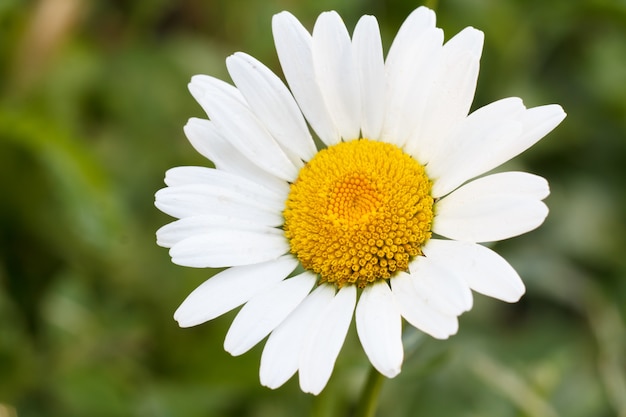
left=312, top=11, right=361, bottom=141
left=157, top=215, right=263, bottom=248
left=409, top=255, right=473, bottom=316
left=391, top=271, right=458, bottom=339
left=224, top=272, right=317, bottom=356
left=385, top=7, right=437, bottom=70
left=183, top=117, right=227, bottom=162
left=353, top=15, right=385, bottom=140
left=260, top=284, right=336, bottom=389
left=272, top=11, right=340, bottom=146
left=382, top=7, right=443, bottom=147
left=406, top=27, right=484, bottom=163
left=422, top=239, right=525, bottom=302
left=434, top=172, right=550, bottom=242
left=154, top=184, right=284, bottom=226
left=169, top=228, right=289, bottom=268
left=433, top=104, right=565, bottom=192
left=299, top=285, right=356, bottom=395
left=183, top=118, right=290, bottom=195
left=355, top=282, right=403, bottom=378
left=174, top=255, right=298, bottom=327
left=517, top=104, right=567, bottom=156
left=190, top=73, right=245, bottom=103
left=189, top=75, right=298, bottom=181
left=428, top=99, right=565, bottom=197
left=226, top=52, right=317, bottom=161
left=164, top=166, right=286, bottom=207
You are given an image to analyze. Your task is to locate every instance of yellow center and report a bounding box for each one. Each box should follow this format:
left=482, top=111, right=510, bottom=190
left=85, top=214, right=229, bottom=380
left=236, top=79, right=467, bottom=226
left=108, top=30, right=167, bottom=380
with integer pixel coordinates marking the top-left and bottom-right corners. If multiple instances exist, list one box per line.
left=283, top=139, right=434, bottom=288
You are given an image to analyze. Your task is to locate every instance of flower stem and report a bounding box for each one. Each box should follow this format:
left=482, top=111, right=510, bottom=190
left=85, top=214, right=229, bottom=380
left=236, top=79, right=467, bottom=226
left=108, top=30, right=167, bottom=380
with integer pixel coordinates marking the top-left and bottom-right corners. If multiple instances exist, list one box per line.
left=353, top=367, right=385, bottom=417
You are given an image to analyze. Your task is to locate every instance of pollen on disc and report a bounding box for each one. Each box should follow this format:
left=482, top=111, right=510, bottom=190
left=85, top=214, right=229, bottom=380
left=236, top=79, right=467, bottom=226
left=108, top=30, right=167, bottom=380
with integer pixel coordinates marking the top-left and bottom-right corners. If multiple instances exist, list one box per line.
left=283, top=139, right=434, bottom=288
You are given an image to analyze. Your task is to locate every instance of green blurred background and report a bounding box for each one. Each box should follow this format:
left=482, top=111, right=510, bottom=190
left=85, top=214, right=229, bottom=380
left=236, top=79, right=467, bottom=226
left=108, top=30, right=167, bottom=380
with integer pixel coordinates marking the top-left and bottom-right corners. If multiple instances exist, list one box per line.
left=1, top=0, right=625, bottom=416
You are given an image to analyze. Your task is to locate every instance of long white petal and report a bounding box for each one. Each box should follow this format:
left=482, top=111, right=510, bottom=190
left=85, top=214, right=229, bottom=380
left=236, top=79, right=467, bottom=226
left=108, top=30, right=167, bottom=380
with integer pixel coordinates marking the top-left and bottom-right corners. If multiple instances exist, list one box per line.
left=224, top=272, right=316, bottom=356
left=299, top=285, right=356, bottom=395
left=157, top=215, right=263, bottom=248
left=427, top=97, right=525, bottom=196
left=429, top=100, right=565, bottom=197
left=312, top=11, right=361, bottom=141
left=272, top=11, right=340, bottom=146
left=436, top=104, right=565, bottom=192
left=382, top=7, right=443, bottom=148
left=422, top=239, right=525, bottom=302
left=406, top=27, right=484, bottom=163
left=353, top=15, right=385, bottom=140
left=190, top=73, right=245, bottom=103
left=434, top=172, right=550, bottom=242
left=517, top=104, right=567, bottom=155
left=409, top=256, right=473, bottom=316
left=226, top=52, right=317, bottom=161
left=189, top=75, right=299, bottom=181
left=356, top=282, right=403, bottom=378
left=169, top=228, right=289, bottom=268
left=391, top=271, right=459, bottom=339
left=154, top=184, right=284, bottom=226
left=164, top=166, right=286, bottom=208
left=260, top=284, right=336, bottom=389
left=174, top=255, right=298, bottom=327
left=385, top=7, right=437, bottom=76
left=183, top=118, right=290, bottom=195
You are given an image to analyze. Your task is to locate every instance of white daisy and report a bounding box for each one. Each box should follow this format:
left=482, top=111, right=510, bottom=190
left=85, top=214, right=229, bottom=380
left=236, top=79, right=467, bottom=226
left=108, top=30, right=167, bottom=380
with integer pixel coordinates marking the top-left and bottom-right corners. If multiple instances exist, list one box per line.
left=155, top=7, right=565, bottom=395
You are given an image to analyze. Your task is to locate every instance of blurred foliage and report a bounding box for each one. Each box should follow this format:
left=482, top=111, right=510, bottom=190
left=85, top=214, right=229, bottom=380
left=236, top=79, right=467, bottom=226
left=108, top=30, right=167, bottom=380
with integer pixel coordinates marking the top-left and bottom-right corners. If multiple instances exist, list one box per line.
left=1, top=0, right=625, bottom=416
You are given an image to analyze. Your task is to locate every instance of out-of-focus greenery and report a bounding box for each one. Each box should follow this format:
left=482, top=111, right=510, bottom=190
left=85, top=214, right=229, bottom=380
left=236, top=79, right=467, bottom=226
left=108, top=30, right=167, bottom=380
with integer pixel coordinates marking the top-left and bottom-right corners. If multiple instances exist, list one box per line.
left=1, top=0, right=625, bottom=416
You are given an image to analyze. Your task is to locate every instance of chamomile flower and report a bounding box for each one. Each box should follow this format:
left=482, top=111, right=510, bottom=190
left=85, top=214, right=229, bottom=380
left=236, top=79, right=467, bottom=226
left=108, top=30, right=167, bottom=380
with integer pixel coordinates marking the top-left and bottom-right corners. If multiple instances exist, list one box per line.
left=155, top=7, right=565, bottom=395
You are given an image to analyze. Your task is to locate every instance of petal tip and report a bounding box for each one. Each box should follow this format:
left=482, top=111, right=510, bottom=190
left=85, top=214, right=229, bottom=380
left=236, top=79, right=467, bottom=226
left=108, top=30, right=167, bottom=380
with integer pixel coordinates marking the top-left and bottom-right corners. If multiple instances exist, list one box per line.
left=173, top=311, right=199, bottom=329
left=272, top=10, right=298, bottom=30
left=380, top=365, right=402, bottom=379
left=503, top=282, right=526, bottom=303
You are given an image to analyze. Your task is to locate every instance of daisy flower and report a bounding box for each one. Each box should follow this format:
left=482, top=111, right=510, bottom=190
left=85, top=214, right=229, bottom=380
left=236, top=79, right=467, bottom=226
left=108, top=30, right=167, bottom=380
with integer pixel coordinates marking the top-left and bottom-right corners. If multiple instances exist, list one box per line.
left=155, top=6, right=565, bottom=395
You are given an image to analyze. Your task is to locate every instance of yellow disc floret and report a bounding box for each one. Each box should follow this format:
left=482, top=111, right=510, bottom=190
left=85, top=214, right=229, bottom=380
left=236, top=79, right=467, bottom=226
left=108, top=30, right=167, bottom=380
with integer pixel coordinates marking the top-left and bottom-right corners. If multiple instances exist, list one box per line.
left=283, top=139, right=434, bottom=288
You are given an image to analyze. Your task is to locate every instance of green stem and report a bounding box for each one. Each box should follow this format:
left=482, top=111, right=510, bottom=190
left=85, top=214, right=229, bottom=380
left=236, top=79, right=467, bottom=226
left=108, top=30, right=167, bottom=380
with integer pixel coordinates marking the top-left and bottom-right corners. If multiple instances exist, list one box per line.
left=353, top=366, right=385, bottom=417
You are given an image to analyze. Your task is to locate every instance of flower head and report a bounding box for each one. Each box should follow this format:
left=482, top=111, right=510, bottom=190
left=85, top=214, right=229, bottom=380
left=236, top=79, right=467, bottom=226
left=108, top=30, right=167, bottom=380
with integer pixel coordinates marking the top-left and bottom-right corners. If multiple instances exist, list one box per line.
left=155, top=7, right=565, bottom=395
